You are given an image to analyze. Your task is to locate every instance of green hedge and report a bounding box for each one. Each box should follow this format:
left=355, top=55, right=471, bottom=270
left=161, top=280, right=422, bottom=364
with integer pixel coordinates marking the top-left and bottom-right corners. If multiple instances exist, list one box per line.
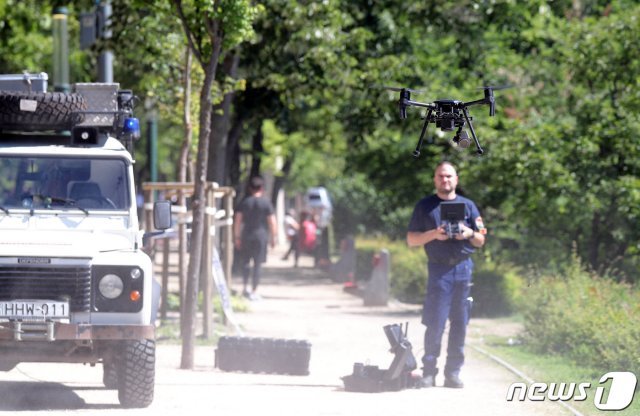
left=354, top=236, right=522, bottom=312
left=472, top=263, right=523, bottom=317
left=520, top=256, right=640, bottom=375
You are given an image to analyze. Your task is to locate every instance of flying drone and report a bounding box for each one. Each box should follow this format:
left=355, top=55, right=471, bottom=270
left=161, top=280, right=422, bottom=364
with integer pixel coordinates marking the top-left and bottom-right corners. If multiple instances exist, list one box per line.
left=387, top=85, right=509, bottom=156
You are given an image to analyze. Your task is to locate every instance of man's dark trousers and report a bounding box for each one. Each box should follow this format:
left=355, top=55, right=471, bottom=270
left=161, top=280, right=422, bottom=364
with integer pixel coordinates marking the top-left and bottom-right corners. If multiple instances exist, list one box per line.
left=421, top=258, right=472, bottom=378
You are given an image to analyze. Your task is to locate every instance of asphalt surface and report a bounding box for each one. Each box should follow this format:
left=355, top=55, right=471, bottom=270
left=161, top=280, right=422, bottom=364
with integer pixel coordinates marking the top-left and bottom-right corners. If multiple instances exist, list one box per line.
left=0, top=245, right=574, bottom=415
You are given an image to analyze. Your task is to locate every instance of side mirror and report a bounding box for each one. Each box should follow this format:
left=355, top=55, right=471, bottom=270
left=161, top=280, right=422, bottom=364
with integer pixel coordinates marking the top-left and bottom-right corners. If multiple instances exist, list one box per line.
left=153, top=200, right=171, bottom=230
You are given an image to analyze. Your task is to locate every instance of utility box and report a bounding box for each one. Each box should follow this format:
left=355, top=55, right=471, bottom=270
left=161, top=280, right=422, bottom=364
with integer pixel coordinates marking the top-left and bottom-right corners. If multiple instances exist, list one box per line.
left=0, top=73, right=48, bottom=93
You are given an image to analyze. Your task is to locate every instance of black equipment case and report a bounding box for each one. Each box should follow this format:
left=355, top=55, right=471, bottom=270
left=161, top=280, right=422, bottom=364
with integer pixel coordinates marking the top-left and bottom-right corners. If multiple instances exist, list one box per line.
left=342, top=323, right=418, bottom=392
left=215, top=336, right=311, bottom=375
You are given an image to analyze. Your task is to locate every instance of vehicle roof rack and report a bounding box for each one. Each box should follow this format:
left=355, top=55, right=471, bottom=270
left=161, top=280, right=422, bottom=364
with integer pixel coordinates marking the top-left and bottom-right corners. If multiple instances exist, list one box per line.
left=0, top=73, right=140, bottom=152
left=71, top=83, right=141, bottom=151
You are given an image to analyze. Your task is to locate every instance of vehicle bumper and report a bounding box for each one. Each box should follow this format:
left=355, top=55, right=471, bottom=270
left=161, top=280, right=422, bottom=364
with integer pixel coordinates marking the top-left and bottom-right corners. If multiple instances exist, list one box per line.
left=0, top=321, right=155, bottom=341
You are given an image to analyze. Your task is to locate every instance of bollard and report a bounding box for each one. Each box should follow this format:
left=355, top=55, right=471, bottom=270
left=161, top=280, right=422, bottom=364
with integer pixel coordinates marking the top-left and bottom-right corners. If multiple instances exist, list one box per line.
left=331, top=236, right=356, bottom=284
left=363, top=249, right=390, bottom=306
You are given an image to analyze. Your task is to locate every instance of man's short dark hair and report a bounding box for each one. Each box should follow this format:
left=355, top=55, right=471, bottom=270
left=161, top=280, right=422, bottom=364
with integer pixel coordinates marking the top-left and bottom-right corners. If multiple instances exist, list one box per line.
left=248, top=175, right=264, bottom=193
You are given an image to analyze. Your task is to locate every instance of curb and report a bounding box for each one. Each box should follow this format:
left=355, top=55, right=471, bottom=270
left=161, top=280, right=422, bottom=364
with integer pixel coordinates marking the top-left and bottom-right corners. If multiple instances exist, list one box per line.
left=470, top=344, right=586, bottom=416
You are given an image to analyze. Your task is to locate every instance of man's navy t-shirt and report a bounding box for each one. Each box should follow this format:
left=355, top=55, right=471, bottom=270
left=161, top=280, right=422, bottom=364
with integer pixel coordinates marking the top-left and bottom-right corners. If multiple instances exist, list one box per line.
left=407, top=194, right=482, bottom=264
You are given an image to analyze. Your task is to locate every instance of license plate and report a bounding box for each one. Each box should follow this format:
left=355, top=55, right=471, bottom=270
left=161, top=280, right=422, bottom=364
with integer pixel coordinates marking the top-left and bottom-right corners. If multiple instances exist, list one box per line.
left=0, top=300, right=69, bottom=320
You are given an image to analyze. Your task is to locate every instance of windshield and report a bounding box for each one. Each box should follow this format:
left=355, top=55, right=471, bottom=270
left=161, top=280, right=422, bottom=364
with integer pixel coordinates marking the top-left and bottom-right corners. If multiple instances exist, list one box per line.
left=0, top=156, right=130, bottom=211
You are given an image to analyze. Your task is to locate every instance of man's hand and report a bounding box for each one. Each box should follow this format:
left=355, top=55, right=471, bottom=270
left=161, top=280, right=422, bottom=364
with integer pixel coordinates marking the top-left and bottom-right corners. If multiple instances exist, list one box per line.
left=455, top=224, right=474, bottom=241
left=433, top=225, right=450, bottom=241
left=407, top=226, right=448, bottom=247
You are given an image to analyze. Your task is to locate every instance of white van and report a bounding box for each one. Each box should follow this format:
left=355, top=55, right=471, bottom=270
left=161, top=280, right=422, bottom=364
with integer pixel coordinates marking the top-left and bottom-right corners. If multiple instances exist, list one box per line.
left=305, top=186, right=332, bottom=228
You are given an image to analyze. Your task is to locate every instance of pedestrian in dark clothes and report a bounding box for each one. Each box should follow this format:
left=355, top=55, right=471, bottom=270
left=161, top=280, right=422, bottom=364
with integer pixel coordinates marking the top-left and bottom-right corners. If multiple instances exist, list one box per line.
left=234, top=176, right=277, bottom=300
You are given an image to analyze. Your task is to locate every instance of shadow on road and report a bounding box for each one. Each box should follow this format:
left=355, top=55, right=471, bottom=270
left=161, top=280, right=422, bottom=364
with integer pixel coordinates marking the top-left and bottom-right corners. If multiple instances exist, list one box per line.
left=0, top=380, right=118, bottom=411
left=259, top=265, right=333, bottom=285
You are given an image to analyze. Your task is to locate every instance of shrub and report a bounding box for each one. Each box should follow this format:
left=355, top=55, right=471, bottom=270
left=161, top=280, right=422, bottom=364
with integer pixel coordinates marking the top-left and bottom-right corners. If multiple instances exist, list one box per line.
left=520, top=256, right=640, bottom=376
left=471, top=262, right=523, bottom=317
left=354, top=236, right=522, bottom=309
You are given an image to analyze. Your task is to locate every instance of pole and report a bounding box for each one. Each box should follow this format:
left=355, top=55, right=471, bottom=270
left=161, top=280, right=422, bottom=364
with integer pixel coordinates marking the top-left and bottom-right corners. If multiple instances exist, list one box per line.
left=97, top=1, right=113, bottom=83
left=147, top=118, right=158, bottom=183
left=52, top=6, right=70, bottom=92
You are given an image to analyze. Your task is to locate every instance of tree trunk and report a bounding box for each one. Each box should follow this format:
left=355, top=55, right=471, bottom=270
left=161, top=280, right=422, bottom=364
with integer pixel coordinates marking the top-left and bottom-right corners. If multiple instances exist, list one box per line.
left=177, top=47, right=192, bottom=334
left=271, top=156, right=292, bottom=207
left=588, top=212, right=601, bottom=271
left=250, top=123, right=263, bottom=179
left=181, top=36, right=223, bottom=369
left=208, top=50, right=240, bottom=186
left=227, top=113, right=245, bottom=191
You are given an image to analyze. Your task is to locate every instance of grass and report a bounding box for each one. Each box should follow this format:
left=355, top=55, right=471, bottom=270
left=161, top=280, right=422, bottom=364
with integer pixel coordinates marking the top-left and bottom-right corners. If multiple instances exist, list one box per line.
left=155, top=318, right=222, bottom=346
left=479, top=332, right=640, bottom=416
left=155, top=292, right=249, bottom=346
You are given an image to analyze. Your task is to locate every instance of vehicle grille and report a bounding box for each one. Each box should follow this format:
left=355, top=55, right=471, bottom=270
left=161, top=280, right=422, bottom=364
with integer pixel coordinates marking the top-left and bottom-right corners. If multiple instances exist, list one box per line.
left=0, top=264, right=92, bottom=312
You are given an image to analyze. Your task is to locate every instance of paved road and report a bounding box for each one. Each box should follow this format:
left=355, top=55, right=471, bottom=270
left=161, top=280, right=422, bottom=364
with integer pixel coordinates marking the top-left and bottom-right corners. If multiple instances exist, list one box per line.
left=0, top=246, right=573, bottom=415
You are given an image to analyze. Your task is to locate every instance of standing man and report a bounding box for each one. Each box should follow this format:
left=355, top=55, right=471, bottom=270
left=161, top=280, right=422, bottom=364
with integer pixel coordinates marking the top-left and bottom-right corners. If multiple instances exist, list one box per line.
left=406, top=161, right=486, bottom=388
left=234, top=175, right=277, bottom=300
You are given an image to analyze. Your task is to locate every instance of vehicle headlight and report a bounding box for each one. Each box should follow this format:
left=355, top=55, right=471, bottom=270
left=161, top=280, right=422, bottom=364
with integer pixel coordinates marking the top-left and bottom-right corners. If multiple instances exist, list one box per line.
left=99, top=274, right=124, bottom=299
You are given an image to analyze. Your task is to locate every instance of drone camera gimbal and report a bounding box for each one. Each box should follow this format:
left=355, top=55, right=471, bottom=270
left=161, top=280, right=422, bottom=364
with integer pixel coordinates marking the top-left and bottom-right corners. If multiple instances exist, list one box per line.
left=390, top=85, right=508, bottom=157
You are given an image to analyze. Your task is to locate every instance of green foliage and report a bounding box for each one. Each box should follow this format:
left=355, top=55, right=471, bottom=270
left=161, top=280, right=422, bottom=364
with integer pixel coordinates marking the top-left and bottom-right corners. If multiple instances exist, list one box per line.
left=0, top=1, right=91, bottom=81
left=2, top=0, right=640, bottom=282
left=520, top=255, right=640, bottom=375
left=355, top=236, right=524, bottom=312
left=326, top=172, right=416, bottom=244
left=464, top=3, right=640, bottom=277
left=471, top=263, right=523, bottom=317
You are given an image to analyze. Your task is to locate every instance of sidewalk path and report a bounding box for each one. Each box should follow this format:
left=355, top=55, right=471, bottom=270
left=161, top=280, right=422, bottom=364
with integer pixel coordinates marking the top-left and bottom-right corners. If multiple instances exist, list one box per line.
left=0, top=245, right=576, bottom=415
left=202, top=245, right=573, bottom=416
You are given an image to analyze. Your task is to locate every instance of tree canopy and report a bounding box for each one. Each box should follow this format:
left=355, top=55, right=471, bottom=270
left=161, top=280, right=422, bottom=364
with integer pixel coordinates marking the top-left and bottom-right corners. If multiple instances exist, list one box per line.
left=1, top=0, right=639, bottom=279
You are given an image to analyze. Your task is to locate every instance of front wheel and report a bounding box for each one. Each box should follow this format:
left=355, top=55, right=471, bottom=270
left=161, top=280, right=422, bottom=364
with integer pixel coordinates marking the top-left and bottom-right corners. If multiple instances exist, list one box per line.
left=103, top=359, right=118, bottom=389
left=117, top=339, right=155, bottom=408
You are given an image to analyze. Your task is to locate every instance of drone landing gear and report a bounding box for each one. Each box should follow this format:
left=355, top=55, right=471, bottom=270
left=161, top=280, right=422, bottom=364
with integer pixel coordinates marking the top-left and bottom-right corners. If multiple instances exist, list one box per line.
left=412, top=109, right=432, bottom=158
left=461, top=108, right=484, bottom=155
left=412, top=108, right=484, bottom=157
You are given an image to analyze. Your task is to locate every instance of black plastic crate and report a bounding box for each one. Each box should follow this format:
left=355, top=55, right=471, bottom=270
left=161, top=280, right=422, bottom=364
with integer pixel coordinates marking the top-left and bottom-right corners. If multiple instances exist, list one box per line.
left=215, top=336, right=311, bottom=375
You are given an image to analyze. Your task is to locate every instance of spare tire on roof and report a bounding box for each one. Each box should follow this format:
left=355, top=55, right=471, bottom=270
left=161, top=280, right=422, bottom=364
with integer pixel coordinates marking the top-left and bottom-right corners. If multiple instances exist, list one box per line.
left=0, top=91, right=87, bottom=131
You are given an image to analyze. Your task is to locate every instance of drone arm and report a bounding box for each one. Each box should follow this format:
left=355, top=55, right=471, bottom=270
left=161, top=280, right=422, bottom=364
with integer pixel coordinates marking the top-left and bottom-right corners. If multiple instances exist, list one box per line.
left=413, top=108, right=433, bottom=158
left=463, top=98, right=488, bottom=107
left=464, top=89, right=496, bottom=116
left=405, top=100, right=435, bottom=110
left=462, top=108, right=484, bottom=155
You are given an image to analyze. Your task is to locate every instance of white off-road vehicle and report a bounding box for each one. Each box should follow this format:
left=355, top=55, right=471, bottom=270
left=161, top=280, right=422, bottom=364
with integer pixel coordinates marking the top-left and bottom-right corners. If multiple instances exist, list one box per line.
left=0, top=73, right=170, bottom=408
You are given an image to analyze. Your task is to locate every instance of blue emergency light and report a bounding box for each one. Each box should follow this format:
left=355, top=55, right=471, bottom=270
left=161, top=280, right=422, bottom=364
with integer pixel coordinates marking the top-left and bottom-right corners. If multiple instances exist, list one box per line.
left=123, top=117, right=141, bottom=140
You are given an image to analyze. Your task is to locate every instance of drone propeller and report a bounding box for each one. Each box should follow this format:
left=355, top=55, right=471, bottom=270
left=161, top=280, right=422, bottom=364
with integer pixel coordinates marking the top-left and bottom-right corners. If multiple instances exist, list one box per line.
left=381, top=86, right=424, bottom=93
left=476, top=85, right=512, bottom=91
left=475, top=85, right=511, bottom=117
left=381, top=86, right=422, bottom=120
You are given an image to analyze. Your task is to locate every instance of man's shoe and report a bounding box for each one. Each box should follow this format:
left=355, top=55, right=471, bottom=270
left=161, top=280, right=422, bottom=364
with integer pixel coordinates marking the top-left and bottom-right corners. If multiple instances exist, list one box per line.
left=444, top=375, right=464, bottom=388
left=417, top=374, right=435, bottom=388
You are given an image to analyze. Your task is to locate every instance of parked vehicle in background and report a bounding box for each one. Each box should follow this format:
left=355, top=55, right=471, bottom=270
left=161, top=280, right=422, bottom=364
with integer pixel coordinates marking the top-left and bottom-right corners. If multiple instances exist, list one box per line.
left=305, top=187, right=332, bottom=228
